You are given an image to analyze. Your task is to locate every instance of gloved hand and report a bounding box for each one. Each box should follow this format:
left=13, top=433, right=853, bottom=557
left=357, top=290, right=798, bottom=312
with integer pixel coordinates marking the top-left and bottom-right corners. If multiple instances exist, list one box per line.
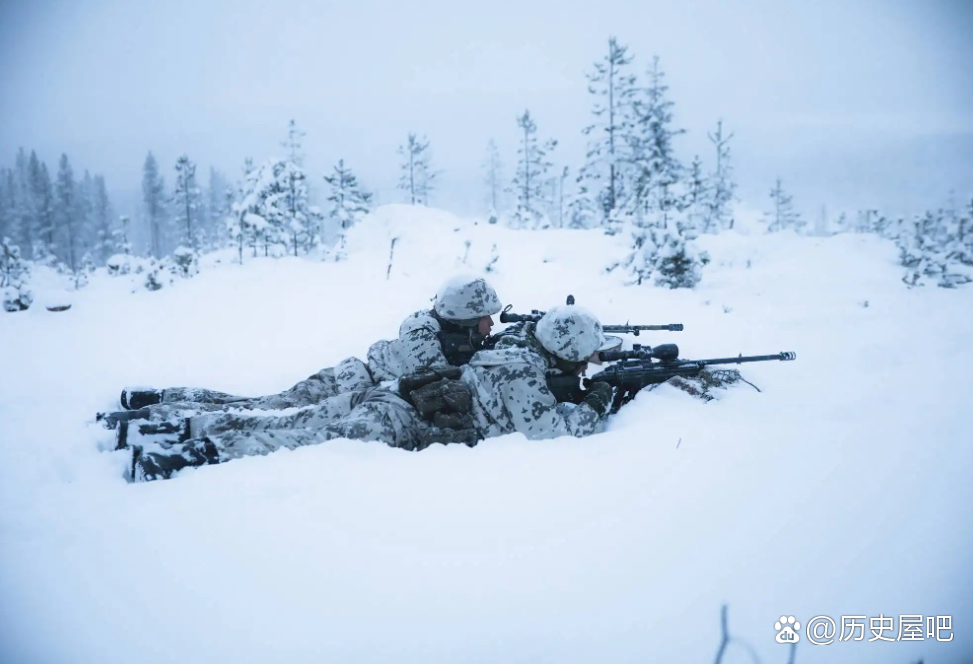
left=582, top=381, right=614, bottom=417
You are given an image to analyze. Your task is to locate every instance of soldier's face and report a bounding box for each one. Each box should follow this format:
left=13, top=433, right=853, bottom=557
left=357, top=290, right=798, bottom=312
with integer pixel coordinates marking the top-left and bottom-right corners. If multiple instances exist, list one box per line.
left=477, top=315, right=495, bottom=336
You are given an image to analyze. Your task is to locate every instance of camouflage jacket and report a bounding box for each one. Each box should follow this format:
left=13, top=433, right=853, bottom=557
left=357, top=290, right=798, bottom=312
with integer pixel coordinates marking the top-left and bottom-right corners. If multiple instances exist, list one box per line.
left=366, top=310, right=449, bottom=382
left=460, top=324, right=604, bottom=440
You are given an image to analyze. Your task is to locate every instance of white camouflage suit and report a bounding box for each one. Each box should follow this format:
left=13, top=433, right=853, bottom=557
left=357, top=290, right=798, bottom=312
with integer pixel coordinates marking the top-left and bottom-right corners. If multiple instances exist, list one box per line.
left=138, top=309, right=451, bottom=415
left=130, top=276, right=516, bottom=479
left=162, top=325, right=605, bottom=468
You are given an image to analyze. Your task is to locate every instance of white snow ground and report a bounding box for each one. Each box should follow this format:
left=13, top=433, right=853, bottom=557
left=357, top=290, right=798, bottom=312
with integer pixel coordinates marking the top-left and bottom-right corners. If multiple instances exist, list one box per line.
left=1, top=204, right=971, bottom=664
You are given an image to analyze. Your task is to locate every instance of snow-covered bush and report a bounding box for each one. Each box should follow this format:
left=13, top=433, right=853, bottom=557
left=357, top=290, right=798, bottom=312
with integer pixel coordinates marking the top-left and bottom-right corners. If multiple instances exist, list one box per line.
left=896, top=211, right=972, bottom=289
left=106, top=253, right=147, bottom=276
left=172, top=246, right=200, bottom=278
left=143, top=258, right=175, bottom=291
left=612, top=213, right=708, bottom=289
left=71, top=252, right=97, bottom=290
left=1, top=237, right=33, bottom=312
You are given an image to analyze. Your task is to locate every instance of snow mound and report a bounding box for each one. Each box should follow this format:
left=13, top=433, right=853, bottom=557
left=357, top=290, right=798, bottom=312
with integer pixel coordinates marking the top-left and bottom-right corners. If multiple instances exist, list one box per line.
left=1, top=204, right=971, bottom=664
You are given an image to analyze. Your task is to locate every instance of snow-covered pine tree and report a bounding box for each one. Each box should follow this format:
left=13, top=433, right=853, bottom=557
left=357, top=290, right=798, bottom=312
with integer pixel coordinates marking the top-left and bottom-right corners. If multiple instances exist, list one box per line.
left=13, top=148, right=35, bottom=256
left=227, top=158, right=256, bottom=263
left=628, top=56, right=684, bottom=222
left=764, top=179, right=803, bottom=232
left=107, top=214, right=134, bottom=274
left=277, top=159, right=315, bottom=255
left=397, top=133, right=438, bottom=205
left=680, top=155, right=706, bottom=240
left=78, top=170, right=96, bottom=258
left=611, top=58, right=705, bottom=288
left=255, top=160, right=288, bottom=257
left=54, top=154, right=82, bottom=277
left=281, top=119, right=306, bottom=167
left=172, top=155, right=202, bottom=252
left=276, top=120, right=318, bottom=255
left=91, top=175, right=115, bottom=263
left=1, top=236, right=32, bottom=311
left=572, top=37, right=638, bottom=229
left=228, top=158, right=294, bottom=258
left=206, top=167, right=231, bottom=250
left=615, top=219, right=708, bottom=289
left=510, top=109, right=556, bottom=229
left=28, top=153, right=56, bottom=261
left=704, top=120, right=736, bottom=231
left=142, top=152, right=167, bottom=258
left=482, top=139, right=504, bottom=219
left=0, top=169, right=12, bottom=243
left=324, top=159, right=372, bottom=232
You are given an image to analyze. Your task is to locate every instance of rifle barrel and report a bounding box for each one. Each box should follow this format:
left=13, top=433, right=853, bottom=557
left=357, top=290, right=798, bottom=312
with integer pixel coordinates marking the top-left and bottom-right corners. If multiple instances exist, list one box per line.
left=602, top=323, right=683, bottom=333
left=691, top=352, right=796, bottom=366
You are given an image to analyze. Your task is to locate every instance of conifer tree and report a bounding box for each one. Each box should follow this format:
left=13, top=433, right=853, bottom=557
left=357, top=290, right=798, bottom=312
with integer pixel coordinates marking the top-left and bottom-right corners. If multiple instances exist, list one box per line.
left=172, top=155, right=202, bottom=251
left=281, top=119, right=306, bottom=166
left=681, top=155, right=706, bottom=240
left=206, top=167, right=231, bottom=249
left=482, top=139, right=504, bottom=217
left=113, top=215, right=133, bottom=255
left=628, top=56, right=684, bottom=221
left=142, top=152, right=167, bottom=258
left=397, top=133, right=438, bottom=205
left=1, top=236, right=32, bottom=311
left=227, top=158, right=258, bottom=262
left=572, top=37, right=638, bottom=228
left=54, top=154, right=80, bottom=274
left=511, top=109, right=557, bottom=228
left=324, top=159, right=372, bottom=231
left=705, top=120, right=736, bottom=231
left=13, top=148, right=34, bottom=254
left=0, top=169, right=12, bottom=242
left=764, top=179, right=803, bottom=232
left=28, top=153, right=56, bottom=259
left=91, top=175, right=114, bottom=262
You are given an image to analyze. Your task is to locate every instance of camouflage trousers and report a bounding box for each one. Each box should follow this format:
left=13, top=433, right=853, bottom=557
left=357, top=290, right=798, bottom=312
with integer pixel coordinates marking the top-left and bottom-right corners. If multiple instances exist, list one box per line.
left=131, top=386, right=484, bottom=480
left=193, top=386, right=427, bottom=458
left=152, top=357, right=374, bottom=411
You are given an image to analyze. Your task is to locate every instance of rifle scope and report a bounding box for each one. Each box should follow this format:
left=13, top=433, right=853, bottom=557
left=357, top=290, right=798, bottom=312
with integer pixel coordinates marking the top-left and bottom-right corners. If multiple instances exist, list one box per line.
left=598, top=343, right=680, bottom=362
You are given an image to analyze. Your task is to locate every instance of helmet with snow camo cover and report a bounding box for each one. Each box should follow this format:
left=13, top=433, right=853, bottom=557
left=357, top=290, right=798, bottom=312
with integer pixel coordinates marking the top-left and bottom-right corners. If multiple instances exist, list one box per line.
left=535, top=305, right=605, bottom=362
left=433, top=275, right=502, bottom=325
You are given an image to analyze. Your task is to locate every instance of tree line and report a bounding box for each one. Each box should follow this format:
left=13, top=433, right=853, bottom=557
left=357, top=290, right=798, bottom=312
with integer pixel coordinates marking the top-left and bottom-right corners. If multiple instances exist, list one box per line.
left=2, top=34, right=969, bottom=299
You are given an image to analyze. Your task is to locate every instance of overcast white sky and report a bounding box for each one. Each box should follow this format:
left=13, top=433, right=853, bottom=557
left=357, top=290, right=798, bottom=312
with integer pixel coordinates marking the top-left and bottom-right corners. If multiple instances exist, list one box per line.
left=1, top=0, right=971, bottom=219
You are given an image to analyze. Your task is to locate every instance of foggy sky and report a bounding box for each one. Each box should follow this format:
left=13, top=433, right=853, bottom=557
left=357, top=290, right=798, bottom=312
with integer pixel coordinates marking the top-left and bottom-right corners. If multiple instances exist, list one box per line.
left=1, top=0, right=971, bottom=220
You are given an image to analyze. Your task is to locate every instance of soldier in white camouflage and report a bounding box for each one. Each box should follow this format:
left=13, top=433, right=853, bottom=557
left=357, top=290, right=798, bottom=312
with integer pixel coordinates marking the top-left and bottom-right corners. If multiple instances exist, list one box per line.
left=132, top=304, right=614, bottom=481
left=105, top=275, right=502, bottom=431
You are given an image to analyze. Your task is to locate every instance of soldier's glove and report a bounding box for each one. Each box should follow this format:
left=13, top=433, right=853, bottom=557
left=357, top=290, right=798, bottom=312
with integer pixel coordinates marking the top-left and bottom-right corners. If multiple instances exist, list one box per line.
left=582, top=382, right=614, bottom=418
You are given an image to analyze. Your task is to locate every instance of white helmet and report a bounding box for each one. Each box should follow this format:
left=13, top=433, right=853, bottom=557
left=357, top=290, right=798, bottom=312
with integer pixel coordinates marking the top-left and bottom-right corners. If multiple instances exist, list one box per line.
left=433, top=275, right=502, bottom=324
left=535, top=305, right=605, bottom=362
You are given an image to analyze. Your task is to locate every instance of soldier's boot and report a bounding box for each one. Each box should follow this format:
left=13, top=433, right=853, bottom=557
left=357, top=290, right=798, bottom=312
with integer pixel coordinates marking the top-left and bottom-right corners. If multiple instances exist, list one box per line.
left=120, top=388, right=164, bottom=410
left=131, top=437, right=221, bottom=482
left=115, top=417, right=191, bottom=451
